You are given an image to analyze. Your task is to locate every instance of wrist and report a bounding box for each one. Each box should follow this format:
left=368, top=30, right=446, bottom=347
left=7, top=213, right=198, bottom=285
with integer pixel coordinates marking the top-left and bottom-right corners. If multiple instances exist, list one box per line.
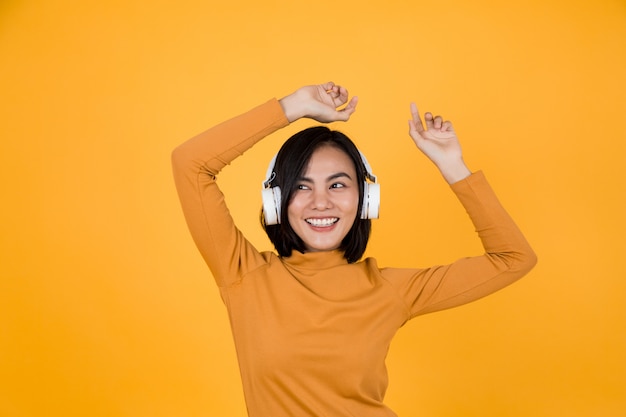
left=438, top=159, right=472, bottom=184
left=278, top=91, right=306, bottom=123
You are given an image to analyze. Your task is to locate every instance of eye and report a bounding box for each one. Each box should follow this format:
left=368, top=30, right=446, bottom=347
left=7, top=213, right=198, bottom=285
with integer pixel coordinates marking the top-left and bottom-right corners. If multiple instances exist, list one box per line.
left=297, top=184, right=310, bottom=190
left=330, top=182, right=346, bottom=189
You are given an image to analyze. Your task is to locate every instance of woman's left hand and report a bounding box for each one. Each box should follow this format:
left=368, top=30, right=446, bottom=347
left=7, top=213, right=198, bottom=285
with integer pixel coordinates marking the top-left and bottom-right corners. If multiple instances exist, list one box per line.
left=408, top=103, right=472, bottom=184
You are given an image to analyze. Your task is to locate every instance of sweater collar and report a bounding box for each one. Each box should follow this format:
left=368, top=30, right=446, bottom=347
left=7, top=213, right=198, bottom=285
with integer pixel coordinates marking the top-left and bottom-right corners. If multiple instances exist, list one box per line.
left=281, top=250, right=348, bottom=270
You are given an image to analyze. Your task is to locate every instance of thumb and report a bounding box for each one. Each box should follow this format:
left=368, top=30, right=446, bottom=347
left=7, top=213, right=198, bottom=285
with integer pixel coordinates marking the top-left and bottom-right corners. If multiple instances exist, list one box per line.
left=334, top=96, right=359, bottom=121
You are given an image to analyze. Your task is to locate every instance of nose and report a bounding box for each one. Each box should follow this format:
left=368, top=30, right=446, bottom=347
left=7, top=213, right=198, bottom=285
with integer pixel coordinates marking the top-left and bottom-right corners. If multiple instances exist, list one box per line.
left=311, top=188, right=332, bottom=210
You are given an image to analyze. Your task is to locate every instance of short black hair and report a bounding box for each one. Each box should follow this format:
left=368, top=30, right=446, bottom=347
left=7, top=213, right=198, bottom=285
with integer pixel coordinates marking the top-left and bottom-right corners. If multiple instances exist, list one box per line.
left=261, top=126, right=371, bottom=263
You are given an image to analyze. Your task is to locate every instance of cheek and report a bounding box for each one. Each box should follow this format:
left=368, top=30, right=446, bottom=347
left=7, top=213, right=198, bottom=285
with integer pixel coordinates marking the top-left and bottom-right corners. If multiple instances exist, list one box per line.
left=342, top=190, right=361, bottom=214
left=286, top=195, right=305, bottom=220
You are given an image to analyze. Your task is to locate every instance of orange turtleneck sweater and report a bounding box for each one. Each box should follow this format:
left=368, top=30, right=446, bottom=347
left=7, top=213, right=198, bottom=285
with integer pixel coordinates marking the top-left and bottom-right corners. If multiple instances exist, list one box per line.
left=171, top=99, right=537, bottom=417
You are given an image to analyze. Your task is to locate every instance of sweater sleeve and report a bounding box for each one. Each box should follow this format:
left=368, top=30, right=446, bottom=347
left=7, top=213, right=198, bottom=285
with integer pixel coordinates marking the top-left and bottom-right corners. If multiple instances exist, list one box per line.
left=171, top=99, right=289, bottom=287
left=382, top=171, right=537, bottom=318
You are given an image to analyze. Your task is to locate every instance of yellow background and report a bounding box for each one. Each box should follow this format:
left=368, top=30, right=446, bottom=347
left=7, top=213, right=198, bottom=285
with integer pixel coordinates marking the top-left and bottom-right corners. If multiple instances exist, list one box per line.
left=1, top=0, right=625, bottom=416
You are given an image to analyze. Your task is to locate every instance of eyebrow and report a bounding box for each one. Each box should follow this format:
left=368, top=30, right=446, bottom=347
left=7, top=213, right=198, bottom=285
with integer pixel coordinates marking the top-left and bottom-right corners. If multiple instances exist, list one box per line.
left=298, top=172, right=354, bottom=183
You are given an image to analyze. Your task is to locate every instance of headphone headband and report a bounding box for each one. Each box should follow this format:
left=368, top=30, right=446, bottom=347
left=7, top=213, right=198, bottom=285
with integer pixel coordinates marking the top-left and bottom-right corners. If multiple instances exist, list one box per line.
left=262, top=153, right=278, bottom=188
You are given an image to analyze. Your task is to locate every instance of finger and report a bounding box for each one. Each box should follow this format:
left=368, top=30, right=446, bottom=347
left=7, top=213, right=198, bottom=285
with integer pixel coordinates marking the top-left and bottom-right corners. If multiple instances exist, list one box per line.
left=336, top=85, right=349, bottom=105
left=408, top=120, right=420, bottom=139
left=442, top=120, right=454, bottom=132
left=323, top=84, right=341, bottom=107
left=433, top=115, right=443, bottom=129
left=408, top=119, right=427, bottom=146
left=410, top=102, right=424, bottom=132
left=424, top=112, right=434, bottom=130
left=337, top=96, right=358, bottom=120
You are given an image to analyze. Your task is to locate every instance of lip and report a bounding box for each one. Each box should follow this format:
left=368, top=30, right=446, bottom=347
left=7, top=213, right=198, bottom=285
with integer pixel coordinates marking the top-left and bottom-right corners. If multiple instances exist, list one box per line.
left=305, top=217, right=339, bottom=229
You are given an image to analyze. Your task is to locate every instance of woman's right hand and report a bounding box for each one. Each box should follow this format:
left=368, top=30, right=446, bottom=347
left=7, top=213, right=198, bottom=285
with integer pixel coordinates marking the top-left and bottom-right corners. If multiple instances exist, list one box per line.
left=279, top=82, right=358, bottom=123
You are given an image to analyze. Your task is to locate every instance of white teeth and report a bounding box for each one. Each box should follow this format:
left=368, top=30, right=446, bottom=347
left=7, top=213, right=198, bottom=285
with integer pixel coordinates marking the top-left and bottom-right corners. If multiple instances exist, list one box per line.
left=306, top=218, right=338, bottom=227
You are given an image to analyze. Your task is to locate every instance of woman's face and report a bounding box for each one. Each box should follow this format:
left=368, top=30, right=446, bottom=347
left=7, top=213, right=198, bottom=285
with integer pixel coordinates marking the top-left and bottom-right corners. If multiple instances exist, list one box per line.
left=287, top=144, right=360, bottom=253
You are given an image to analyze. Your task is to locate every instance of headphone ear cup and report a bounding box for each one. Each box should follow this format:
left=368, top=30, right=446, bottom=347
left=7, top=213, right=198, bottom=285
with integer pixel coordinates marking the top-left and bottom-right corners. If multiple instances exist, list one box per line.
left=361, top=182, right=380, bottom=219
left=262, top=186, right=282, bottom=225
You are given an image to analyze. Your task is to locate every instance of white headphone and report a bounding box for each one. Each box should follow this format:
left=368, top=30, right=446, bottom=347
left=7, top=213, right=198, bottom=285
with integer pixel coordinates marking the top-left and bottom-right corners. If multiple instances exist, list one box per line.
left=261, top=150, right=380, bottom=225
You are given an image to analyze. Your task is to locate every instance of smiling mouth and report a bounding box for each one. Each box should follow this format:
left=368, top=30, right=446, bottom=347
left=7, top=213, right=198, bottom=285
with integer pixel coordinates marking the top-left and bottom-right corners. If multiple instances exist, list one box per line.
left=305, top=218, right=339, bottom=227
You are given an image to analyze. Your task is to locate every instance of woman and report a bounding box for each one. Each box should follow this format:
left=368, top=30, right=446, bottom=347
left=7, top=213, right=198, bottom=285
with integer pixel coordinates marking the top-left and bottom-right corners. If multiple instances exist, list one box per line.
left=171, top=81, right=537, bottom=417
